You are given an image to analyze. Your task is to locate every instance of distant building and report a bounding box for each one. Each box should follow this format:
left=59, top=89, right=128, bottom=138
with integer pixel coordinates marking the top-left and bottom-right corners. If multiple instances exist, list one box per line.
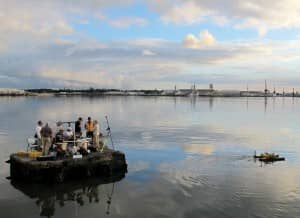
left=0, top=88, right=26, bottom=96
left=240, top=91, right=265, bottom=97
left=162, top=90, right=176, bottom=96
left=176, top=89, right=193, bottom=96
left=197, top=89, right=215, bottom=96
left=216, top=90, right=241, bottom=97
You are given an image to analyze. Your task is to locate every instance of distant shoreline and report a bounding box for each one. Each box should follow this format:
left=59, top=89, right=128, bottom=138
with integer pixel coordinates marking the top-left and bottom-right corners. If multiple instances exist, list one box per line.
left=0, top=88, right=299, bottom=98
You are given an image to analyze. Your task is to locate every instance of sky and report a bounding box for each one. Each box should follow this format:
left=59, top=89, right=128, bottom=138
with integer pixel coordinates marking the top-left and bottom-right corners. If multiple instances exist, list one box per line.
left=1, top=0, right=300, bottom=91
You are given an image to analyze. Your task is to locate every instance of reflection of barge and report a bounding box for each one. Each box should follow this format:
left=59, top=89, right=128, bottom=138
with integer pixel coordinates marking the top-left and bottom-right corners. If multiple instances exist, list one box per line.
left=11, top=172, right=125, bottom=217
left=9, top=148, right=127, bottom=182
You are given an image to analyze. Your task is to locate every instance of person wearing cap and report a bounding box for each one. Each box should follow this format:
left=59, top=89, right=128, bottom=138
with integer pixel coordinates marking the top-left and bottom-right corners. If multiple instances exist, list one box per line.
left=54, top=128, right=64, bottom=143
left=40, top=123, right=53, bottom=155
left=75, top=117, right=83, bottom=138
left=85, top=117, right=94, bottom=138
left=35, top=120, right=43, bottom=145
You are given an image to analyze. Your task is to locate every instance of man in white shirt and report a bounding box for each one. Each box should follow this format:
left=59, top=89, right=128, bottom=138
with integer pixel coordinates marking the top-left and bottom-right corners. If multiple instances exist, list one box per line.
left=93, top=120, right=100, bottom=151
left=35, top=120, right=43, bottom=145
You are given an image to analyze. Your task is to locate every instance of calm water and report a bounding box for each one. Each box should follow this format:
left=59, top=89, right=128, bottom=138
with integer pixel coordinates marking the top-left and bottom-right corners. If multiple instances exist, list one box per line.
left=0, top=96, right=300, bottom=218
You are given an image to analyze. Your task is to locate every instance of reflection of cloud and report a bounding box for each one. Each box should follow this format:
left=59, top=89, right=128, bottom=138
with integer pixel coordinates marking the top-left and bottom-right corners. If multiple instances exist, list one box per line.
left=159, top=157, right=211, bottom=188
left=183, top=143, right=214, bottom=155
left=0, top=130, right=8, bottom=136
left=128, top=161, right=150, bottom=173
left=7, top=96, right=300, bottom=156
left=0, top=134, right=10, bottom=176
left=279, top=128, right=300, bottom=140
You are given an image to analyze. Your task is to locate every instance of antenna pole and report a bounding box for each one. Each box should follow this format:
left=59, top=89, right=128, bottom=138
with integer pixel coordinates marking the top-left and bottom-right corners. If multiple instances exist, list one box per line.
left=105, top=116, right=115, bottom=150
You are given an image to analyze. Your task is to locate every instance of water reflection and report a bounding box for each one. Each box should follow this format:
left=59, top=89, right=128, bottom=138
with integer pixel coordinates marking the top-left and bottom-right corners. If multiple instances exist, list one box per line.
left=11, top=173, right=125, bottom=218
left=183, top=143, right=215, bottom=155
left=209, top=97, right=214, bottom=111
left=1, top=96, right=300, bottom=218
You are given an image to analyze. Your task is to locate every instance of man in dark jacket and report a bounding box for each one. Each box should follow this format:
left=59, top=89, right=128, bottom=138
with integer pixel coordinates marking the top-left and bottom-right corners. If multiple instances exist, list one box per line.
left=75, top=117, right=83, bottom=138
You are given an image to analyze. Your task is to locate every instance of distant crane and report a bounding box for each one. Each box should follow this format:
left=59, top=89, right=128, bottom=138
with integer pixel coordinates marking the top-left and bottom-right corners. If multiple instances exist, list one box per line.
left=264, top=80, right=268, bottom=97
left=293, top=88, right=295, bottom=97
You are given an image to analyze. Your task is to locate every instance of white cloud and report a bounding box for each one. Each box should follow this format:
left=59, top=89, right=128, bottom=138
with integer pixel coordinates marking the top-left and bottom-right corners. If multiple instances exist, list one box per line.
left=65, top=39, right=107, bottom=56
left=160, top=1, right=210, bottom=24
left=183, top=30, right=216, bottom=49
left=142, top=49, right=156, bottom=56
left=0, top=0, right=138, bottom=53
left=149, top=0, right=300, bottom=35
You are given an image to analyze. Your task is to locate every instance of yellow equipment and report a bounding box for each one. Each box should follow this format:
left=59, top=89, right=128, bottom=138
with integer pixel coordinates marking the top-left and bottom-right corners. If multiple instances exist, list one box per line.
left=28, top=151, right=42, bottom=159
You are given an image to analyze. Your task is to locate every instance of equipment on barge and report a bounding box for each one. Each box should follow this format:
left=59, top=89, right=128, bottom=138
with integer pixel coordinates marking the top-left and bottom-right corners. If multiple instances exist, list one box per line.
left=7, top=118, right=127, bottom=183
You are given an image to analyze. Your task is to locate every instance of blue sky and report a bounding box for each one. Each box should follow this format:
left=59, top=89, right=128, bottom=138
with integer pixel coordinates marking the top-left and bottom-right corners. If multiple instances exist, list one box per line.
left=1, top=0, right=300, bottom=90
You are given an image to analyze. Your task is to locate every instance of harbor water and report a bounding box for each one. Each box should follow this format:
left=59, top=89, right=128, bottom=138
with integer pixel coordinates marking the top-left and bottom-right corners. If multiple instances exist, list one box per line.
left=0, top=96, right=300, bottom=218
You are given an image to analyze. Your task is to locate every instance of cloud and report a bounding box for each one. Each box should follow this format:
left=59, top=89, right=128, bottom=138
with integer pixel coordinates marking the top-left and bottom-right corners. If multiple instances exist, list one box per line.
left=148, top=0, right=300, bottom=35
left=2, top=1, right=300, bottom=89
left=183, top=30, right=216, bottom=49
left=65, top=39, right=107, bottom=56
left=142, top=49, right=156, bottom=56
left=2, top=36, right=300, bottom=89
left=0, top=0, right=138, bottom=53
left=160, top=1, right=210, bottom=24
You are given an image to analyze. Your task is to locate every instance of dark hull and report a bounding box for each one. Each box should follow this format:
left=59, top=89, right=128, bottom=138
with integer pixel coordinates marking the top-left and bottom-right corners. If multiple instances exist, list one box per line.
left=9, top=149, right=127, bottom=183
left=254, top=155, right=285, bottom=163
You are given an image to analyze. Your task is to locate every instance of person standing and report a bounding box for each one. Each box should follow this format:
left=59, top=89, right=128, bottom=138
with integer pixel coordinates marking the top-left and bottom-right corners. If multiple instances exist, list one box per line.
left=35, top=120, right=43, bottom=145
left=85, top=117, right=94, bottom=138
left=40, top=123, right=53, bottom=155
left=93, top=120, right=100, bottom=150
left=75, top=117, right=83, bottom=138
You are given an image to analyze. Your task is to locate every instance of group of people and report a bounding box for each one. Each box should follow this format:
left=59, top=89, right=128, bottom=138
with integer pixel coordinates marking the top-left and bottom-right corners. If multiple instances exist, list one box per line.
left=34, top=117, right=102, bottom=155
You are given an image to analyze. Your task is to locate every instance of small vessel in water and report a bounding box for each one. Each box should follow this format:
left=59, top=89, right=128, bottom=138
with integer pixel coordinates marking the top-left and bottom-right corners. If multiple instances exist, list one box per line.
left=7, top=120, right=127, bottom=183
left=254, top=151, right=285, bottom=163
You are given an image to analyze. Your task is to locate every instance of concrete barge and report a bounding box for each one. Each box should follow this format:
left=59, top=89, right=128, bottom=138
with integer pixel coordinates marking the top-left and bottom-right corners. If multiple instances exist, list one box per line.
left=9, top=148, right=127, bottom=183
